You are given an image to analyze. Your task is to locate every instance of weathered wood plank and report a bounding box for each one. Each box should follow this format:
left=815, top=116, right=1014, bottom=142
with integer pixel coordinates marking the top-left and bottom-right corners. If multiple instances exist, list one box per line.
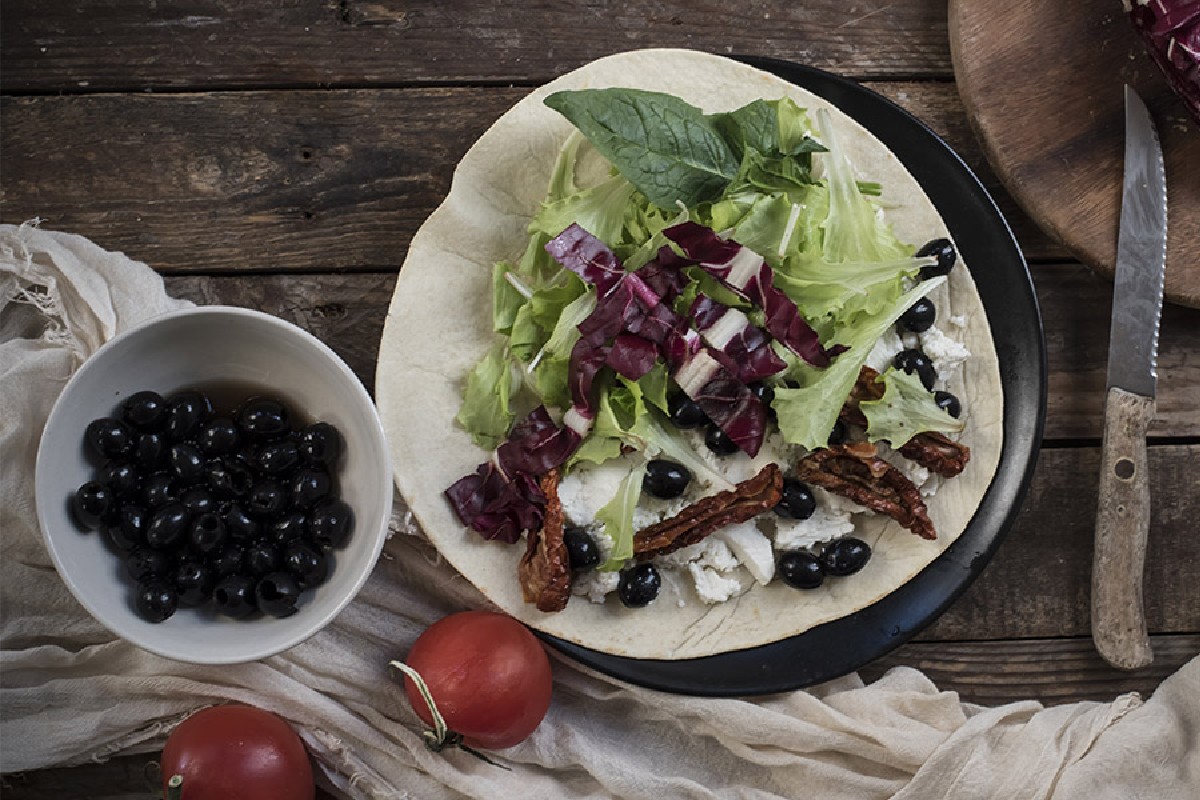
left=0, top=84, right=1067, bottom=273
left=0, top=0, right=953, bottom=92
left=162, top=274, right=1200, bottom=641
left=6, top=635, right=1194, bottom=799
left=860, top=634, right=1199, bottom=706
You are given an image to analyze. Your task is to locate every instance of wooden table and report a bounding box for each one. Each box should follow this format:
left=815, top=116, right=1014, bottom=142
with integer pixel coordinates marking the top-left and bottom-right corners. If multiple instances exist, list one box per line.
left=2, top=2, right=1197, bottom=796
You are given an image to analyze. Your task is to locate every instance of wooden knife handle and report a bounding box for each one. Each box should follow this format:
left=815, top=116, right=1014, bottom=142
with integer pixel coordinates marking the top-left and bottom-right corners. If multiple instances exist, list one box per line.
left=1091, top=386, right=1155, bottom=670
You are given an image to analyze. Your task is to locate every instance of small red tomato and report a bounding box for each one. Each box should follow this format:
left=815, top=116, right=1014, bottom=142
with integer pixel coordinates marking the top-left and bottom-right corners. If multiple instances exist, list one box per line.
left=161, top=704, right=314, bottom=800
left=402, top=610, right=553, bottom=749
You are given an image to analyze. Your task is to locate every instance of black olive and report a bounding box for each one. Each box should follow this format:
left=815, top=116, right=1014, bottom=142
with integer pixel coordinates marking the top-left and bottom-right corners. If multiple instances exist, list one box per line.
left=169, top=443, right=207, bottom=485
left=121, top=390, right=168, bottom=432
left=114, top=504, right=149, bottom=549
left=196, top=416, right=241, bottom=457
left=135, top=579, right=178, bottom=623
left=778, top=551, right=825, bottom=589
left=749, top=382, right=776, bottom=420
left=72, top=481, right=112, bottom=529
left=827, top=418, right=848, bottom=446
left=212, top=574, right=257, bottom=618
left=236, top=397, right=291, bottom=440
left=821, top=537, right=872, bottom=576
left=206, top=457, right=254, bottom=498
left=222, top=502, right=259, bottom=540
left=307, top=498, right=354, bottom=549
left=245, top=540, right=281, bottom=576
left=617, top=563, right=661, bottom=608
left=297, top=422, right=342, bottom=467
left=100, top=460, right=142, bottom=498
left=283, top=541, right=329, bottom=588
left=643, top=459, right=692, bottom=499
left=245, top=479, right=288, bottom=519
left=212, top=543, right=247, bottom=577
left=934, top=390, right=962, bottom=419
left=704, top=425, right=740, bottom=456
left=141, top=473, right=178, bottom=509
left=146, top=502, right=191, bottom=551
left=165, top=390, right=212, bottom=442
left=180, top=486, right=217, bottom=516
left=188, top=512, right=227, bottom=555
left=103, top=522, right=140, bottom=553
left=563, top=527, right=601, bottom=571
left=917, top=238, right=956, bottom=279
left=269, top=510, right=307, bottom=547
left=668, top=393, right=708, bottom=429
left=255, top=572, right=302, bottom=617
left=124, top=547, right=173, bottom=582
left=85, top=418, right=134, bottom=460
left=256, top=438, right=302, bottom=476
left=898, top=298, right=936, bottom=333
left=134, top=432, right=169, bottom=472
left=775, top=478, right=816, bottom=520
left=173, top=560, right=215, bottom=606
left=893, top=349, right=937, bottom=391
left=290, top=467, right=331, bottom=509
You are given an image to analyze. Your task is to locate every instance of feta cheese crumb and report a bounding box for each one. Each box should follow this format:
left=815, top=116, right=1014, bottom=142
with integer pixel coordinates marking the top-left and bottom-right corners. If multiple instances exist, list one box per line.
left=919, top=325, right=971, bottom=386
left=717, top=521, right=775, bottom=584
left=865, top=327, right=905, bottom=373
left=557, top=459, right=634, bottom=527
left=773, top=503, right=857, bottom=550
left=571, top=569, right=620, bottom=604
left=688, top=563, right=748, bottom=604
left=659, top=538, right=739, bottom=572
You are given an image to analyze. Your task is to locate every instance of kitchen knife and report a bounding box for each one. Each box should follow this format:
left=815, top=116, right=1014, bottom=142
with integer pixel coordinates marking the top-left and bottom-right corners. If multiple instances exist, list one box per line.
left=1091, top=85, right=1167, bottom=671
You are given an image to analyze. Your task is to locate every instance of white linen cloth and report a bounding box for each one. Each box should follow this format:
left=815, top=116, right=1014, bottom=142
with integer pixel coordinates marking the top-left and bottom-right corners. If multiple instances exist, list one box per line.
left=2, top=221, right=1197, bottom=799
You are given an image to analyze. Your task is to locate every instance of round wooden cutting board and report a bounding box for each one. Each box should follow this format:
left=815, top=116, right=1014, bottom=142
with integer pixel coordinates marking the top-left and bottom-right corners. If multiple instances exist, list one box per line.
left=949, top=0, right=1199, bottom=308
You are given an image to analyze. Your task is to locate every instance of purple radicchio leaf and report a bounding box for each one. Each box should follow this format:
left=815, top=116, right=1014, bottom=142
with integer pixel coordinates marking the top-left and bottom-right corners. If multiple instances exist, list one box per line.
left=1128, top=0, right=1200, bottom=123
left=495, top=405, right=582, bottom=476
left=605, top=333, right=660, bottom=380
left=545, top=223, right=626, bottom=294
left=688, top=295, right=787, bottom=384
left=445, top=462, right=546, bottom=543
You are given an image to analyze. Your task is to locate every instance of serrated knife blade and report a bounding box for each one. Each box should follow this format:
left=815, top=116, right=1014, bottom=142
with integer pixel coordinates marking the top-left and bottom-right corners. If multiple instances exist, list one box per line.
left=1091, top=85, right=1168, bottom=671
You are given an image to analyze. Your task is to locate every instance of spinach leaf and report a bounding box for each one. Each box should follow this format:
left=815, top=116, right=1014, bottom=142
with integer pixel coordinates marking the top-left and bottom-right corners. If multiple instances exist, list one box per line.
left=545, top=89, right=738, bottom=209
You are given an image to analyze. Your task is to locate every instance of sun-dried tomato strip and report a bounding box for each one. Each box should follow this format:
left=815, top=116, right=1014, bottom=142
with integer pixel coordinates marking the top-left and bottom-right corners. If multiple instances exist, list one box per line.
left=518, top=468, right=571, bottom=612
left=633, top=464, right=783, bottom=560
left=794, top=446, right=936, bottom=540
left=899, top=431, right=971, bottom=478
left=839, top=365, right=885, bottom=428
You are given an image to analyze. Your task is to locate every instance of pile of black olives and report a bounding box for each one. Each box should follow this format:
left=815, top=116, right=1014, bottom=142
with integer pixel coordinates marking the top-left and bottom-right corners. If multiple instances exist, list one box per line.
left=71, top=388, right=352, bottom=624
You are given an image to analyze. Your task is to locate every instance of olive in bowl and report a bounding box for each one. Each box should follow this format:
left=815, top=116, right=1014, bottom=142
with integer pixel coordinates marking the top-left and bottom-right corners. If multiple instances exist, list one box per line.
left=35, top=306, right=392, bottom=665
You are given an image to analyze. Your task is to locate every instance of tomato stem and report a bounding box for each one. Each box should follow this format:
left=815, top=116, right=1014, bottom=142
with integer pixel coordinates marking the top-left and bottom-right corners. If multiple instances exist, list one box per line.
left=388, top=660, right=511, bottom=771
left=166, top=774, right=183, bottom=800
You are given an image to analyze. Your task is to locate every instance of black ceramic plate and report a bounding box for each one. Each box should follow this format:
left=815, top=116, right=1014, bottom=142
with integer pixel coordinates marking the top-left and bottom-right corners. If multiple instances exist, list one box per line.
left=538, top=56, right=1047, bottom=696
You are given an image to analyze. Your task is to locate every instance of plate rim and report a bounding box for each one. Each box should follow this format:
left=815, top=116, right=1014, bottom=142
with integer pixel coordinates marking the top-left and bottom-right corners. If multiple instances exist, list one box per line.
left=534, top=55, right=1047, bottom=696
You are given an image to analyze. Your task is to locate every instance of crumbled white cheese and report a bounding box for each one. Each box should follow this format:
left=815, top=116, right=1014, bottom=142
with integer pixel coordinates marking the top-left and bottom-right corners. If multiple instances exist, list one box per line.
left=773, top=500, right=857, bottom=551
left=716, top=521, right=775, bottom=585
left=632, top=495, right=690, bottom=532
left=658, top=537, right=739, bottom=572
left=948, top=314, right=967, bottom=329
left=865, top=327, right=905, bottom=373
left=571, top=569, right=620, bottom=604
left=919, top=325, right=971, bottom=386
left=558, top=458, right=635, bottom=527
left=688, top=562, right=749, bottom=604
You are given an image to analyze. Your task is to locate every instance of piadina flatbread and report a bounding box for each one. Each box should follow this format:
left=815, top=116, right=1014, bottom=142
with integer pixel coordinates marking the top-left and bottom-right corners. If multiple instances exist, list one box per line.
left=375, top=49, right=1003, bottom=659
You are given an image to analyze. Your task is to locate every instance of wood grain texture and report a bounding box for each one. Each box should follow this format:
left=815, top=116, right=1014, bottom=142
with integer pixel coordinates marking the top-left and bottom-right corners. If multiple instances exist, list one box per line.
left=2, top=635, right=1193, bottom=800
left=1092, top=387, right=1155, bottom=670
left=0, top=83, right=1064, bottom=272
left=156, top=272, right=1200, bottom=641
left=949, top=0, right=1200, bottom=308
left=0, top=0, right=953, bottom=92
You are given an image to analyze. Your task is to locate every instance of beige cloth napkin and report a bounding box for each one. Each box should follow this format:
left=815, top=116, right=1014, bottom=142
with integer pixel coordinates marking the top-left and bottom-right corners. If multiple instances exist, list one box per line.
left=2, top=221, right=1198, bottom=799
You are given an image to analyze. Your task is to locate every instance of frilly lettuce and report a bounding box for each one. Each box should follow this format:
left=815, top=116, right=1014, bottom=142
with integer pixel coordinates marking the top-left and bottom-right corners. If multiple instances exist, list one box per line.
left=860, top=367, right=965, bottom=444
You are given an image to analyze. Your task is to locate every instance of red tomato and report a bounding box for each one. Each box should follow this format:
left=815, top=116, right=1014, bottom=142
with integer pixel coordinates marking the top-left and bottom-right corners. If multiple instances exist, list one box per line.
left=161, top=704, right=314, bottom=800
left=403, top=610, right=553, bottom=749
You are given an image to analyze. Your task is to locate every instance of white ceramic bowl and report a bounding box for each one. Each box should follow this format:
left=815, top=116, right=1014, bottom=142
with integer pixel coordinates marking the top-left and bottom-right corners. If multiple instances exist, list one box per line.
left=35, top=306, right=393, bottom=664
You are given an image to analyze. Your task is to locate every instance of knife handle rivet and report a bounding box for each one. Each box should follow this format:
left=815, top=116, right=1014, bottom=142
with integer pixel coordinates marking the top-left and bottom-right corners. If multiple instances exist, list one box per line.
left=1114, top=458, right=1136, bottom=480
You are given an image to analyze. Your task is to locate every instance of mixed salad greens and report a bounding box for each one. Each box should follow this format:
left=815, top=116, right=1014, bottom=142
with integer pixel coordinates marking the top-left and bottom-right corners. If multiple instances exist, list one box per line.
left=448, top=88, right=964, bottom=570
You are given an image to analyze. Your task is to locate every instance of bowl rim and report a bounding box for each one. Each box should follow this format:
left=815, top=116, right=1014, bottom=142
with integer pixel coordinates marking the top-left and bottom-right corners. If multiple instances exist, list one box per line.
left=34, top=304, right=394, bottom=664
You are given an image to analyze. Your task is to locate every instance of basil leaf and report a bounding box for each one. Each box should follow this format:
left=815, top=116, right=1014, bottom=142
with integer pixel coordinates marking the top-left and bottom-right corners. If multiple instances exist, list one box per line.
left=545, top=89, right=738, bottom=209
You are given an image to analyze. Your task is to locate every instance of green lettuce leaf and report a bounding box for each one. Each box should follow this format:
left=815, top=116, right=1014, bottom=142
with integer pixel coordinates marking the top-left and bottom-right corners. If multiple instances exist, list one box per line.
left=454, top=341, right=515, bottom=449
left=596, top=459, right=649, bottom=571
left=860, top=367, right=965, bottom=444
left=492, top=261, right=529, bottom=335
left=773, top=276, right=946, bottom=450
